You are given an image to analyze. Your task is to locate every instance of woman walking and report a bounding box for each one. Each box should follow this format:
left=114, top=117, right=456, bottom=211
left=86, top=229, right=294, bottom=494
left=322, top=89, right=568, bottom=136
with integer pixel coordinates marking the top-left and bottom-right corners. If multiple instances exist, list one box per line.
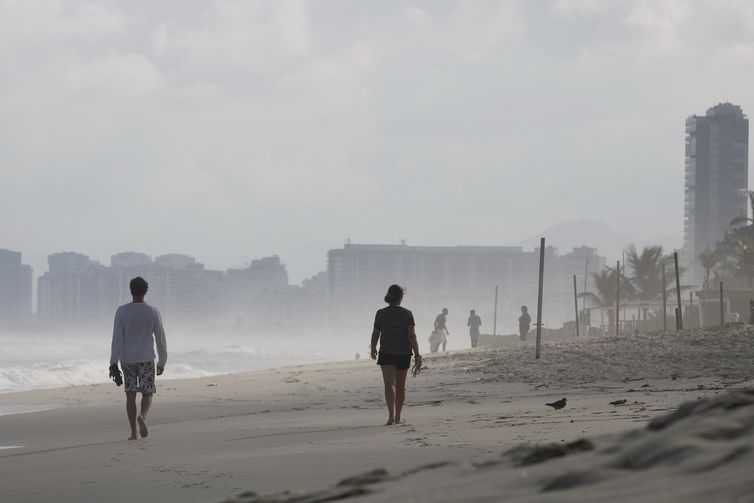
left=370, top=284, right=421, bottom=425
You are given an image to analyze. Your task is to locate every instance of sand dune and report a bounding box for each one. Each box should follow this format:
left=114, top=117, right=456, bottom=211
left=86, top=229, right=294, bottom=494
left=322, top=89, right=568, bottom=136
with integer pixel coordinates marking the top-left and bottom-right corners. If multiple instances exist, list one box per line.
left=222, top=389, right=754, bottom=502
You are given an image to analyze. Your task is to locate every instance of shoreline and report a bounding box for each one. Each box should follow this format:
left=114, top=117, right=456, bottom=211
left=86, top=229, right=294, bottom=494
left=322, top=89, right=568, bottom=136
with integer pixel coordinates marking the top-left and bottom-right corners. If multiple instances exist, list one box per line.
left=0, top=403, right=58, bottom=417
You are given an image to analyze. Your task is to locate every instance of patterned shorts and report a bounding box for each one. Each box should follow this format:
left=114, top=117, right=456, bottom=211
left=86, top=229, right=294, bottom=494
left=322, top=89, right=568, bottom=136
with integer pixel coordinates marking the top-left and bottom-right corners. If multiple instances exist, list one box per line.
left=122, top=361, right=156, bottom=394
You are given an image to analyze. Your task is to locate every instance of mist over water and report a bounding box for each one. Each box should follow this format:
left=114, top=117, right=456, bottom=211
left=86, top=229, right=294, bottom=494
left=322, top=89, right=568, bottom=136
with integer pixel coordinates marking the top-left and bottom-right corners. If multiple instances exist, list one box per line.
left=0, top=328, right=357, bottom=393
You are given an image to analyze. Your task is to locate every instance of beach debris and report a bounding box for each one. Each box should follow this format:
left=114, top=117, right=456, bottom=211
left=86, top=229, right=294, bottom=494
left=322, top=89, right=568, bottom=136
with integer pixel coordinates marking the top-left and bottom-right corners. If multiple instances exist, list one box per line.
left=507, top=438, right=594, bottom=466
left=222, top=485, right=370, bottom=503
left=546, top=398, right=567, bottom=410
left=647, top=388, right=754, bottom=432
left=337, top=468, right=390, bottom=487
left=641, top=383, right=651, bottom=388
left=610, top=399, right=628, bottom=406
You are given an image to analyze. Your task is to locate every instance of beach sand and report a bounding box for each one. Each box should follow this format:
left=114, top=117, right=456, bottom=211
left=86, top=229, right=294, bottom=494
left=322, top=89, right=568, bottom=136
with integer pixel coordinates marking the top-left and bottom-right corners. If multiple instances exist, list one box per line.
left=1, top=326, right=753, bottom=503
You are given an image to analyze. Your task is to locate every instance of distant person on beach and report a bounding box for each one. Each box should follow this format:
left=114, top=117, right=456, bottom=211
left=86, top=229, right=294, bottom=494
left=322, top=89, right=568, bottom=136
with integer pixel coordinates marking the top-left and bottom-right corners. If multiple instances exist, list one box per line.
left=109, top=277, right=168, bottom=440
left=431, top=308, right=450, bottom=352
left=519, top=305, right=531, bottom=341
left=468, top=309, right=482, bottom=348
left=370, top=284, right=421, bottom=426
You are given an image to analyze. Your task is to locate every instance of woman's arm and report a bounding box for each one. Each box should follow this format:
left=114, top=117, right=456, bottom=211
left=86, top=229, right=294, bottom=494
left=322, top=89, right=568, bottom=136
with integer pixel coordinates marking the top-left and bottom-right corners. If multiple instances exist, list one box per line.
left=408, top=325, right=420, bottom=356
left=370, top=327, right=380, bottom=359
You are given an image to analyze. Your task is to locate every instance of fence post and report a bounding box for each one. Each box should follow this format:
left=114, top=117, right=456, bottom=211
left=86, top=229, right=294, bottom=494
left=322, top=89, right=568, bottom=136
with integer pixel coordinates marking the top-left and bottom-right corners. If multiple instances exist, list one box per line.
left=674, top=252, right=683, bottom=331
left=573, top=275, right=580, bottom=337
left=662, top=261, right=667, bottom=331
left=720, top=281, right=724, bottom=327
left=535, top=238, right=545, bottom=360
left=615, top=261, right=620, bottom=336
left=493, top=286, right=498, bottom=336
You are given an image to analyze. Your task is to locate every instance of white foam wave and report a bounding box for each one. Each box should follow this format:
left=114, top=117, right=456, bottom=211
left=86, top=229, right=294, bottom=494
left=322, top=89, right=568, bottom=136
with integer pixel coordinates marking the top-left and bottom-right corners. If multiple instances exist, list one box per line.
left=0, top=333, right=351, bottom=393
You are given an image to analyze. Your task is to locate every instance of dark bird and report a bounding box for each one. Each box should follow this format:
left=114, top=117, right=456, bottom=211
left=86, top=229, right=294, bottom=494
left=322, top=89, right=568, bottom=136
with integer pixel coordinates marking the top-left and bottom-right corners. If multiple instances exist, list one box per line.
left=546, top=398, right=567, bottom=410
left=610, top=399, right=627, bottom=406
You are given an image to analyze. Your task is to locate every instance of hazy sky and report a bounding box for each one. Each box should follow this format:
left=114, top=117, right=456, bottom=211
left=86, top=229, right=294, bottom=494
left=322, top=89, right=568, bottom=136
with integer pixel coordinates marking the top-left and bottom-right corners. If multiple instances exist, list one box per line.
left=1, top=0, right=753, bottom=282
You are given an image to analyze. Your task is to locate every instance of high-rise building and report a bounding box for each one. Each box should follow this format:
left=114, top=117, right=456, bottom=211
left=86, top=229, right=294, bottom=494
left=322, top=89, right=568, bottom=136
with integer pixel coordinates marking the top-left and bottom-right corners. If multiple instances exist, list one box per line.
left=0, top=249, right=33, bottom=325
left=37, top=252, right=119, bottom=323
left=684, top=103, right=749, bottom=284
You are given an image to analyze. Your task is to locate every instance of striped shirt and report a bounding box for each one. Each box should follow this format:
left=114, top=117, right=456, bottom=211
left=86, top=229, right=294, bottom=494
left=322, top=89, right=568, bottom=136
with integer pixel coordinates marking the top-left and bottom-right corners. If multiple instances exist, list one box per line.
left=374, top=306, right=415, bottom=356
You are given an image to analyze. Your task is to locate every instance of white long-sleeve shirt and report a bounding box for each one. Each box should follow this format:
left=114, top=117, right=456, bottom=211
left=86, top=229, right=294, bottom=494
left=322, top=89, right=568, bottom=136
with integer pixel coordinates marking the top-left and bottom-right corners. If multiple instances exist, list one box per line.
left=110, top=302, right=168, bottom=367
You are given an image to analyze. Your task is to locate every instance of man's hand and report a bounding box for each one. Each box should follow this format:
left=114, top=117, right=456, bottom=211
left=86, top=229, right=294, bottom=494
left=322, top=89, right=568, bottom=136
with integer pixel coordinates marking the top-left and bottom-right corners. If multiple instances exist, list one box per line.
left=109, top=364, right=123, bottom=387
left=370, top=347, right=378, bottom=360
left=156, top=365, right=164, bottom=376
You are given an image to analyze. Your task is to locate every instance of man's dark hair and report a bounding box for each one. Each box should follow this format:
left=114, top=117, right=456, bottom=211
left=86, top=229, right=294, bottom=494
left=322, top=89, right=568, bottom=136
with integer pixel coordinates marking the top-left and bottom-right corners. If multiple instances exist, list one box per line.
left=130, top=277, right=149, bottom=296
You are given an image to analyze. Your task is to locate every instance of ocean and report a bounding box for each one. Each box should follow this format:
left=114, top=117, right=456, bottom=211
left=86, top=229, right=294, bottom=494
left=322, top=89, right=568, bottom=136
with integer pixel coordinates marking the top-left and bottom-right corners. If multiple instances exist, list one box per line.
left=0, top=330, right=355, bottom=393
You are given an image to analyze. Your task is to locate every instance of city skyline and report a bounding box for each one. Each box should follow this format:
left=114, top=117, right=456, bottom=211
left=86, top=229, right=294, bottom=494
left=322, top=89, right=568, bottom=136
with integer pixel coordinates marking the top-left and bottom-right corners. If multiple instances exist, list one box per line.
left=1, top=242, right=605, bottom=323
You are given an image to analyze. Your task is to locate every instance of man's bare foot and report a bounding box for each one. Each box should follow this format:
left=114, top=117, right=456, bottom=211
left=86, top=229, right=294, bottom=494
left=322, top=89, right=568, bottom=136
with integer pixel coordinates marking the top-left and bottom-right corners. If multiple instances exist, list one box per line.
left=394, top=418, right=406, bottom=425
left=128, top=433, right=138, bottom=440
left=385, top=418, right=394, bottom=426
left=137, top=416, right=149, bottom=438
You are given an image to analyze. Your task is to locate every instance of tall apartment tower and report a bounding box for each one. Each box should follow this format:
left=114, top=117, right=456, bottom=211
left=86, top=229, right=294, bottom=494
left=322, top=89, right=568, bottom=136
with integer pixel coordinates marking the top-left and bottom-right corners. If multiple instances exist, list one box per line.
left=684, top=103, right=749, bottom=285
left=0, top=249, right=33, bottom=325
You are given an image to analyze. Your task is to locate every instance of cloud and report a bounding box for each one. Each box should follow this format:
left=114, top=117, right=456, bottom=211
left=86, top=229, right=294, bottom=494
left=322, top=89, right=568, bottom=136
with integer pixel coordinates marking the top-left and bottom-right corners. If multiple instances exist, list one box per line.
left=0, top=0, right=753, bottom=278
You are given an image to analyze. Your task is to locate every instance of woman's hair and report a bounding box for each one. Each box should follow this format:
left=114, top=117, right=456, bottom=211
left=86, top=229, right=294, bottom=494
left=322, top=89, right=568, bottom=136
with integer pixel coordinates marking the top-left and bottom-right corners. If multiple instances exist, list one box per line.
left=384, top=284, right=404, bottom=304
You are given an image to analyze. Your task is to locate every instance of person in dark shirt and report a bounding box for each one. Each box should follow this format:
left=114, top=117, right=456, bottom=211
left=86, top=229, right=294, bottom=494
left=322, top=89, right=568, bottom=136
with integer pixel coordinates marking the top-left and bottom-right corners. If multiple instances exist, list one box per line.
left=519, top=305, right=531, bottom=341
left=371, top=284, right=421, bottom=426
left=467, top=309, right=482, bottom=348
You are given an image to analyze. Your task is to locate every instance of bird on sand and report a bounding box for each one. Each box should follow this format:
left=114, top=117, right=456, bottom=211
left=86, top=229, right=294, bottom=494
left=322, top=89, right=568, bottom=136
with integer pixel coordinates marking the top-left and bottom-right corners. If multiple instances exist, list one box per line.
left=546, top=398, right=567, bottom=410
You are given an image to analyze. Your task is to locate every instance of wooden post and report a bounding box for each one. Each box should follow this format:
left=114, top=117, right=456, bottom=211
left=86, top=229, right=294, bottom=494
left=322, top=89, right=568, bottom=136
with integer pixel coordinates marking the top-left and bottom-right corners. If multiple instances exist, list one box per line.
left=582, top=258, right=589, bottom=314
left=662, top=261, right=667, bottom=331
left=493, top=286, right=498, bottom=336
left=615, top=261, right=620, bottom=336
left=720, top=281, right=725, bottom=327
left=535, top=238, right=545, bottom=360
left=674, top=252, right=683, bottom=331
left=675, top=307, right=680, bottom=330
left=573, top=274, right=580, bottom=337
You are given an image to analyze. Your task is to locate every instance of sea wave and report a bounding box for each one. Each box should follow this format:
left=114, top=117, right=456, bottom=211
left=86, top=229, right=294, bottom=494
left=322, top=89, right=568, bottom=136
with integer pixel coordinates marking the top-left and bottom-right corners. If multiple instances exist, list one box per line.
left=0, top=335, right=350, bottom=393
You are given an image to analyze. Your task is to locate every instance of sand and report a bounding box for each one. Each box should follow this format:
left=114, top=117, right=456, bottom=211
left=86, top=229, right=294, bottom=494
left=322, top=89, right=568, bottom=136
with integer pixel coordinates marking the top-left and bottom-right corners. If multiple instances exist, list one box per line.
left=1, top=326, right=753, bottom=503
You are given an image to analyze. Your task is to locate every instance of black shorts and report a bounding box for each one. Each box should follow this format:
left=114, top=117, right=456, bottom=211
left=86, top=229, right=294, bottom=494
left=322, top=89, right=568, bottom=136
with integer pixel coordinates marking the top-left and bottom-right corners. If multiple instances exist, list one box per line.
left=377, top=353, right=411, bottom=370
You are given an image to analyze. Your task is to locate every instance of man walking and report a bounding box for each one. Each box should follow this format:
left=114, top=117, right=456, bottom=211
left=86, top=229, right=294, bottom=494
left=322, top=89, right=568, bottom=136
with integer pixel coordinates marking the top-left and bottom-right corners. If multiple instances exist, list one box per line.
left=467, top=309, right=482, bottom=348
left=109, top=277, right=167, bottom=440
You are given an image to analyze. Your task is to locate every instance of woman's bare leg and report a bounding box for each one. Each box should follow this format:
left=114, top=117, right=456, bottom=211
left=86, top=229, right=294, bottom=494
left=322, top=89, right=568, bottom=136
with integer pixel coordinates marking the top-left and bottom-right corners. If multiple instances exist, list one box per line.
left=394, top=368, right=409, bottom=423
left=380, top=365, right=396, bottom=425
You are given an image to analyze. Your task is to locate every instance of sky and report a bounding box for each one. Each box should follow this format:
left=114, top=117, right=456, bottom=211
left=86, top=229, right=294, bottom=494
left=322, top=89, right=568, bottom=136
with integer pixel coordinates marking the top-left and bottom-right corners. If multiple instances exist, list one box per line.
left=1, top=0, right=753, bottom=283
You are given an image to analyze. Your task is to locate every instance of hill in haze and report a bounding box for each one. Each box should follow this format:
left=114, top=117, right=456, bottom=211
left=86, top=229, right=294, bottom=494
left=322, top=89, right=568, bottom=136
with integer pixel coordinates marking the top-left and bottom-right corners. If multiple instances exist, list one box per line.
left=518, top=219, right=681, bottom=261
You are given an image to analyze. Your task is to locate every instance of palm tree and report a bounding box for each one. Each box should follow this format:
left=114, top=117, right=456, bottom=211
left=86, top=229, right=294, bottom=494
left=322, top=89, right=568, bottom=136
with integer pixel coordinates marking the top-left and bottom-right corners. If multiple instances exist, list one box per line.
left=625, top=244, right=665, bottom=300
left=580, top=266, right=636, bottom=329
left=716, top=231, right=754, bottom=288
left=697, top=247, right=719, bottom=290
left=715, top=191, right=754, bottom=288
